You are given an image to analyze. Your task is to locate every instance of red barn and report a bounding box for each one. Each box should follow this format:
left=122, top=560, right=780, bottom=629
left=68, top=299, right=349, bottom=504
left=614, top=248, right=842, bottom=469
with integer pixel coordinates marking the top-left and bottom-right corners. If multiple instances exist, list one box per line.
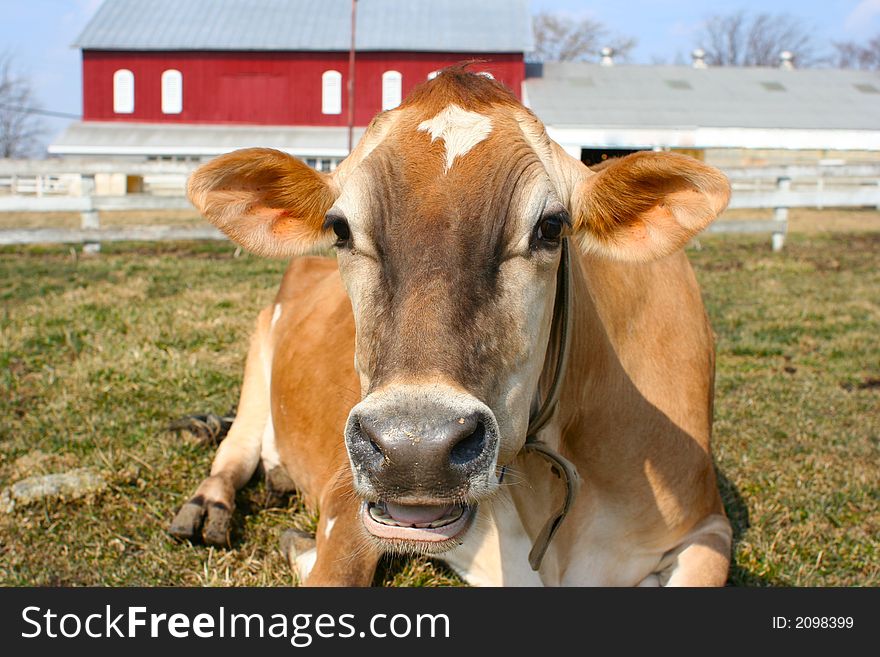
left=51, top=0, right=533, bottom=168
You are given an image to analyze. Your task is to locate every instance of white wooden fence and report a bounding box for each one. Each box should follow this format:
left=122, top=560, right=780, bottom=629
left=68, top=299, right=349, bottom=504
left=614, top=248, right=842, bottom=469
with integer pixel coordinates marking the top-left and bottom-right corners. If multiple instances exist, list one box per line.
left=1, top=162, right=879, bottom=252
left=0, top=170, right=221, bottom=252
left=709, top=164, right=880, bottom=250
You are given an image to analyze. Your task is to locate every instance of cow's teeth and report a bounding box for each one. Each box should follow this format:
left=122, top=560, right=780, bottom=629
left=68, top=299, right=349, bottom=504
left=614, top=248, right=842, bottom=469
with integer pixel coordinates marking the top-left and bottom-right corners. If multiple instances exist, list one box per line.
left=369, top=505, right=395, bottom=524
left=369, top=502, right=467, bottom=528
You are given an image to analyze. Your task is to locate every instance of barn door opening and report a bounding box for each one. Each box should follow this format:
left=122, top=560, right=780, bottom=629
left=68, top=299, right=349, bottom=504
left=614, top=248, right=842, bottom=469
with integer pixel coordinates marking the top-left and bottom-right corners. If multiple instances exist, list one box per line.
left=580, top=148, right=645, bottom=168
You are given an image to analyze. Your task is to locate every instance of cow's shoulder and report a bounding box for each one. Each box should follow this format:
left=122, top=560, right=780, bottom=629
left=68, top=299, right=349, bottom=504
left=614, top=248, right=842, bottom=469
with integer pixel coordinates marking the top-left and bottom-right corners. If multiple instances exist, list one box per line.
left=576, top=248, right=714, bottom=444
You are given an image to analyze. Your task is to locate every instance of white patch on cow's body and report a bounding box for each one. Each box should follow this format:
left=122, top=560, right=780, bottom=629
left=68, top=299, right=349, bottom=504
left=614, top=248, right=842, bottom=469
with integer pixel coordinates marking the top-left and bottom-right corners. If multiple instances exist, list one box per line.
left=441, top=493, right=543, bottom=586
left=260, top=416, right=281, bottom=472
left=659, top=513, right=733, bottom=586
left=294, top=547, right=317, bottom=584
left=417, top=104, right=492, bottom=172
left=257, top=308, right=280, bottom=472
left=323, top=516, right=336, bottom=540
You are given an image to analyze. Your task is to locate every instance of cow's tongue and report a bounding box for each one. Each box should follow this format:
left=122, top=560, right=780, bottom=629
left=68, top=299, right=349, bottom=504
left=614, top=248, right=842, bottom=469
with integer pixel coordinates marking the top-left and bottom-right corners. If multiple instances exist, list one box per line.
left=383, top=501, right=450, bottom=525
left=363, top=501, right=473, bottom=542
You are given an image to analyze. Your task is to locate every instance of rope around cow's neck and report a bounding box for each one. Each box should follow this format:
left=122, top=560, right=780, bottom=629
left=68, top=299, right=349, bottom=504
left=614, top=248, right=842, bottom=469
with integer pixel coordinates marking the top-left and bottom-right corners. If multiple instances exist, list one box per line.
left=520, top=237, right=582, bottom=571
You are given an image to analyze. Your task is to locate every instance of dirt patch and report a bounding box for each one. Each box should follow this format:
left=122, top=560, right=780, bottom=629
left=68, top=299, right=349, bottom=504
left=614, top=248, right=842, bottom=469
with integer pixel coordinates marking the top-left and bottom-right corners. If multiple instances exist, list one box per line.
left=841, top=377, right=880, bottom=392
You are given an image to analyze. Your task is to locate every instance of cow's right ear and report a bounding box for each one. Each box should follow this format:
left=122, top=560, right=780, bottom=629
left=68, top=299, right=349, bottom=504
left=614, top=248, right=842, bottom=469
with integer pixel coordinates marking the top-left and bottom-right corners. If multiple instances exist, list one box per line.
left=187, top=148, right=337, bottom=258
left=569, top=151, right=730, bottom=262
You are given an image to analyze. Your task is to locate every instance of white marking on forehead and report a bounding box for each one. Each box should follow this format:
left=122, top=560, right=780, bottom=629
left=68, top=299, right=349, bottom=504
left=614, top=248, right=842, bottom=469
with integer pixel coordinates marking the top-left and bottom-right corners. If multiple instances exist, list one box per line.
left=417, top=104, right=493, bottom=172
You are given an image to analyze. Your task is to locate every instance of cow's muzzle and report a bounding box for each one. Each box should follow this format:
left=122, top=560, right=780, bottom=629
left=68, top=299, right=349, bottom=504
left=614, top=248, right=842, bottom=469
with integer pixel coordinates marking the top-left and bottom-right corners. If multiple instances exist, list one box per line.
left=344, top=385, right=499, bottom=550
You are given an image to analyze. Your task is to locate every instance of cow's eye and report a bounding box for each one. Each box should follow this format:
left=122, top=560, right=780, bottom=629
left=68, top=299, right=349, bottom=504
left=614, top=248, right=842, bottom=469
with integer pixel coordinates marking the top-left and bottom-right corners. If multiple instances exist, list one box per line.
left=534, top=212, right=567, bottom=246
left=324, top=215, right=351, bottom=247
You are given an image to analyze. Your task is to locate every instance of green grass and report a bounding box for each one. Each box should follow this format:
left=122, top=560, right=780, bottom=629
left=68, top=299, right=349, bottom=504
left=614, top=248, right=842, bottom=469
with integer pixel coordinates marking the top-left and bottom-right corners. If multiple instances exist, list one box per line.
left=1, top=233, right=877, bottom=586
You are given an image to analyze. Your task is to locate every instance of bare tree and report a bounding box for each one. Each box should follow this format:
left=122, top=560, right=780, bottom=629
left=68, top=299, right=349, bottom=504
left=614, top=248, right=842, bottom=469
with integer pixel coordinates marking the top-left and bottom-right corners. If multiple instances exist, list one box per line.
left=0, top=54, right=47, bottom=158
left=695, top=11, right=825, bottom=67
left=530, top=12, right=636, bottom=63
left=833, top=33, right=880, bottom=69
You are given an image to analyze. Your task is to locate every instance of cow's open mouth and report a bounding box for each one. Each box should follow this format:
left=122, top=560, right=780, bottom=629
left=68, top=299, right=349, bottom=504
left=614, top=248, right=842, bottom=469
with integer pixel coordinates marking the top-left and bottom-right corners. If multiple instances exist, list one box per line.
left=362, top=501, right=475, bottom=544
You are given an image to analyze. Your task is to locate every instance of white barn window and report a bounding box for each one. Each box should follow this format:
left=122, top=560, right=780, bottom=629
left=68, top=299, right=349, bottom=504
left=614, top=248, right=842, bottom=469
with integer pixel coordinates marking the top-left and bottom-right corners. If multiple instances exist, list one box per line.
left=381, top=70, right=402, bottom=111
left=161, top=69, right=183, bottom=114
left=322, top=70, right=342, bottom=115
left=113, top=69, right=134, bottom=114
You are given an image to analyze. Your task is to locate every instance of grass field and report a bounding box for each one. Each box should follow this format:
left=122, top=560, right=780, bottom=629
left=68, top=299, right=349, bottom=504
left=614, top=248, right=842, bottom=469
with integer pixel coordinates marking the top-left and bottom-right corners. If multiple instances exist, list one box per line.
left=1, top=223, right=878, bottom=586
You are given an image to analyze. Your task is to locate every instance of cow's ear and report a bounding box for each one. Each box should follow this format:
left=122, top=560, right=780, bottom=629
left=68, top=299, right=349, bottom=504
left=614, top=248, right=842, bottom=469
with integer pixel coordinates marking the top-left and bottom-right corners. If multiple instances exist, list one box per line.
left=187, top=148, right=337, bottom=258
left=570, top=152, right=730, bottom=261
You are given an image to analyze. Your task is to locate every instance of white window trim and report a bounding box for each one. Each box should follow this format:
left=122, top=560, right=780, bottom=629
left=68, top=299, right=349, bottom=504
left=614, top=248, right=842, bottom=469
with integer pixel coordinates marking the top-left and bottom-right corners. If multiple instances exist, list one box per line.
left=113, top=69, right=134, bottom=114
left=322, top=70, right=342, bottom=115
left=382, top=70, right=402, bottom=111
left=161, top=69, right=183, bottom=114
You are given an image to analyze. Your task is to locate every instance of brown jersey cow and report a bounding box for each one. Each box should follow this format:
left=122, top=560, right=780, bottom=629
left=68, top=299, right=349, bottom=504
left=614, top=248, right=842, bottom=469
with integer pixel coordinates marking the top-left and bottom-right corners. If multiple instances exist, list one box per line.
left=170, top=68, right=732, bottom=586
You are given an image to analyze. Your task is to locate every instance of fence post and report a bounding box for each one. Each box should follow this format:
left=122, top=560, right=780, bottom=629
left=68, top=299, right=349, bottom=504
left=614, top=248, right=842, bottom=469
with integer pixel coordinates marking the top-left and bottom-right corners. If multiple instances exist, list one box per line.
left=772, top=176, right=790, bottom=252
left=80, top=174, right=101, bottom=254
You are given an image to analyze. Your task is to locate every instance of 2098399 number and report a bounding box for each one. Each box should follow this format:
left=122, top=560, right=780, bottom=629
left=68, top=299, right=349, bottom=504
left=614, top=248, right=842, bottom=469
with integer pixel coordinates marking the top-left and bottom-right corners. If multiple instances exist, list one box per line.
left=795, top=617, right=854, bottom=629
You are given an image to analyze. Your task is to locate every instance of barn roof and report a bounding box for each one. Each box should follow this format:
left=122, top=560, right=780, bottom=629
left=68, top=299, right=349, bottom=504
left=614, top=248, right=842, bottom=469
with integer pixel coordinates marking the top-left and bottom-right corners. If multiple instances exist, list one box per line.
left=73, top=0, right=533, bottom=53
left=525, top=63, right=880, bottom=132
left=48, top=121, right=366, bottom=158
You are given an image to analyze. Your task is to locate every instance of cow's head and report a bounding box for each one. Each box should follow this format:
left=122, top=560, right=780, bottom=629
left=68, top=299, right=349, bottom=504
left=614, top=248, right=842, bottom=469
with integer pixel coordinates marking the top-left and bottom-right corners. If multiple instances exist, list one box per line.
left=189, top=68, right=729, bottom=553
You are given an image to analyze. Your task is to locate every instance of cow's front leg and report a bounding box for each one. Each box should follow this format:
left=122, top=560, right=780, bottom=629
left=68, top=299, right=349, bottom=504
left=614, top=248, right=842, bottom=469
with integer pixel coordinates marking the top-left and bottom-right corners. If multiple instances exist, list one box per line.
left=282, top=471, right=381, bottom=586
left=643, top=513, right=732, bottom=587
left=169, top=307, right=272, bottom=545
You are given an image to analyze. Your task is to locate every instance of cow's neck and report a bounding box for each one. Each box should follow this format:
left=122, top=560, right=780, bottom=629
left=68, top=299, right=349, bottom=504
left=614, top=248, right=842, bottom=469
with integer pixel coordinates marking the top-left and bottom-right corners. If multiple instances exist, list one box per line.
left=537, top=247, right=614, bottom=455
left=495, top=246, right=626, bottom=580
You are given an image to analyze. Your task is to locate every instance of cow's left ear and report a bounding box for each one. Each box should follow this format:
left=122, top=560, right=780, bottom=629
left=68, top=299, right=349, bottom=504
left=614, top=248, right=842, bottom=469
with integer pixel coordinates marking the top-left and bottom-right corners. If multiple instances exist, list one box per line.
left=187, top=148, right=337, bottom=258
left=570, top=152, right=730, bottom=261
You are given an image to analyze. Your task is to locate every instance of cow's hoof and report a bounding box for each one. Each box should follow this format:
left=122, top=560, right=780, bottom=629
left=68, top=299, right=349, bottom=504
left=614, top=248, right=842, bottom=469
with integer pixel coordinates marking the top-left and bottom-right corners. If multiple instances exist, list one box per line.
left=169, top=494, right=233, bottom=547
left=264, top=466, right=297, bottom=507
left=280, top=528, right=316, bottom=563
left=168, top=413, right=234, bottom=445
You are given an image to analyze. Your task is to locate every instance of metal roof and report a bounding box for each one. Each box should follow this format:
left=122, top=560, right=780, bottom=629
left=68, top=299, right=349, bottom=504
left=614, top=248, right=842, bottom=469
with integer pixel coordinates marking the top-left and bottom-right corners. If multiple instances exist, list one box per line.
left=48, top=122, right=365, bottom=158
left=73, top=0, right=533, bottom=52
left=524, top=63, right=880, bottom=131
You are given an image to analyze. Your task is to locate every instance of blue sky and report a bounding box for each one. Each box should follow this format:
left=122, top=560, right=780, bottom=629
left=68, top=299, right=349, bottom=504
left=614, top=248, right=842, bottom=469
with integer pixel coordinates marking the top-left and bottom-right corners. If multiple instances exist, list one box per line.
left=531, top=0, right=880, bottom=63
left=2, top=0, right=879, bottom=146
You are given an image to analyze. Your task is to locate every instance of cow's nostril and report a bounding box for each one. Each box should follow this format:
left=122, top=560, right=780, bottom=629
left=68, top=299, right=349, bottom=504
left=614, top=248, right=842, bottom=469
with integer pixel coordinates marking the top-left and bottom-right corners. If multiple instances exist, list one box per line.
left=355, top=415, right=386, bottom=459
left=450, top=420, right=487, bottom=466
left=357, top=418, right=384, bottom=455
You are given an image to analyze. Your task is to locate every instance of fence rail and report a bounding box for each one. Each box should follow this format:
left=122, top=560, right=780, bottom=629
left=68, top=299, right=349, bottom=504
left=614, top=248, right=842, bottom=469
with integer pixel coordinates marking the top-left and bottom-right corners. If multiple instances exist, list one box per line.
left=0, top=162, right=878, bottom=251
left=0, top=226, right=224, bottom=246
left=0, top=195, right=192, bottom=212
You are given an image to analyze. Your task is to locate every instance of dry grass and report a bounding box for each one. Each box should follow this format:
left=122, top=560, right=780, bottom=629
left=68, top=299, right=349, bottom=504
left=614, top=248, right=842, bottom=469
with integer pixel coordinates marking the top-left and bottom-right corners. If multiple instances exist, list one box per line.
left=0, top=228, right=877, bottom=586
left=718, top=207, right=880, bottom=233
